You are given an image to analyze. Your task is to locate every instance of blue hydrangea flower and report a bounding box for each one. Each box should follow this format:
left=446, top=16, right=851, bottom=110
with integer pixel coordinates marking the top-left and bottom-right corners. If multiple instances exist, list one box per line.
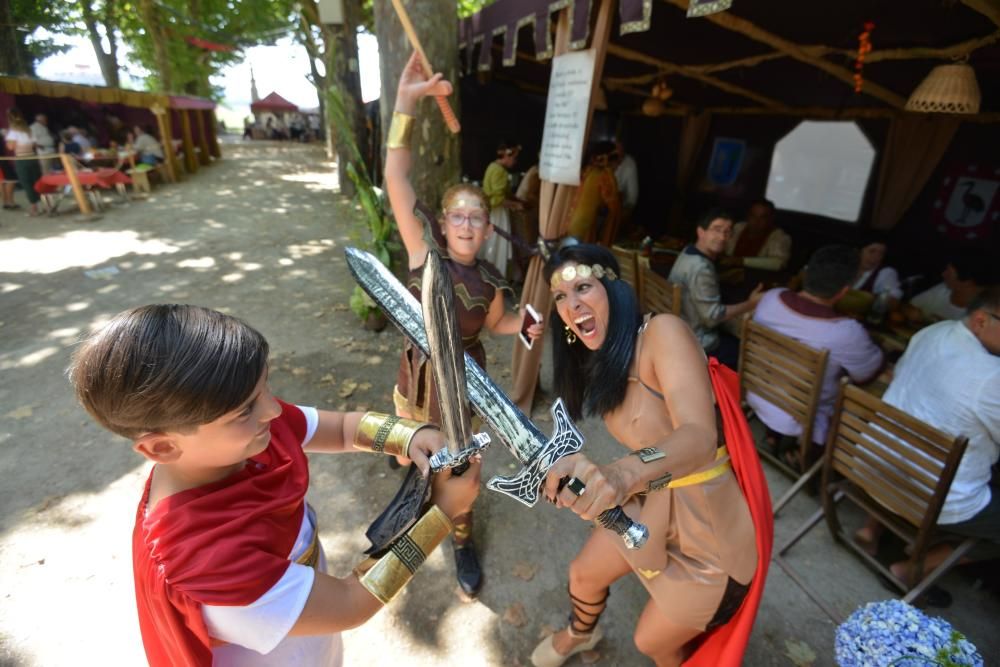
left=835, top=600, right=982, bottom=666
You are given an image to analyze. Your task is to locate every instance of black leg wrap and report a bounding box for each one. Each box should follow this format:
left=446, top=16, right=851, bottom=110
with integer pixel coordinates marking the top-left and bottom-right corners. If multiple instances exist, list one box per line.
left=568, top=586, right=609, bottom=636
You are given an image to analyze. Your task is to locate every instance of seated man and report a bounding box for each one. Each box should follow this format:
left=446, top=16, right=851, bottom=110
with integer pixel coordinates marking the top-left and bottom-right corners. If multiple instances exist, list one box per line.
left=668, top=208, right=763, bottom=368
left=748, top=245, right=884, bottom=466
left=723, top=198, right=792, bottom=271
left=908, top=249, right=994, bottom=321
left=132, top=125, right=165, bottom=166
left=858, top=286, right=1000, bottom=585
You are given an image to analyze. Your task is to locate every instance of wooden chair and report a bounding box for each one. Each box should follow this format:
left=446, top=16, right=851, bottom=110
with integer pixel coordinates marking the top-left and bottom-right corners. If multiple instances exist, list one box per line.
left=778, top=381, right=975, bottom=607
left=640, top=265, right=682, bottom=316
left=738, top=319, right=829, bottom=514
left=611, top=245, right=642, bottom=303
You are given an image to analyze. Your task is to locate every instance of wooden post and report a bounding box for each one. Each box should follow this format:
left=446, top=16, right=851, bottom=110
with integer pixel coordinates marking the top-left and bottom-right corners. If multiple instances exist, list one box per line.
left=59, top=153, right=94, bottom=216
left=152, top=103, right=179, bottom=183
left=194, top=109, right=211, bottom=165
left=207, top=111, right=222, bottom=158
left=180, top=109, right=198, bottom=174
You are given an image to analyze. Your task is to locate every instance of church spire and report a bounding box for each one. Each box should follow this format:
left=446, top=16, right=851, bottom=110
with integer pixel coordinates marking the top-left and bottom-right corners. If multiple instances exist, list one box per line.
left=250, top=65, right=260, bottom=103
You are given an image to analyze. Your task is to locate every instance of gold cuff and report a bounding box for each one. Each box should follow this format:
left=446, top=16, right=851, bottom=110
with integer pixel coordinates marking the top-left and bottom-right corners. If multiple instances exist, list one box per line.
left=353, top=412, right=432, bottom=458
left=386, top=111, right=415, bottom=150
left=357, top=505, right=453, bottom=604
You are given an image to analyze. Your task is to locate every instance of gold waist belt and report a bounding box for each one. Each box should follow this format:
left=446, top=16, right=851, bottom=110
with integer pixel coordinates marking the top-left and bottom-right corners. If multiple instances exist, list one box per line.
left=667, top=446, right=731, bottom=489
left=295, top=506, right=321, bottom=569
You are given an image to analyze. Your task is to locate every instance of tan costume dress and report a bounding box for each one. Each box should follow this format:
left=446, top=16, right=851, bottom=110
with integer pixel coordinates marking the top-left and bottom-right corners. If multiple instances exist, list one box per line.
left=602, top=320, right=758, bottom=630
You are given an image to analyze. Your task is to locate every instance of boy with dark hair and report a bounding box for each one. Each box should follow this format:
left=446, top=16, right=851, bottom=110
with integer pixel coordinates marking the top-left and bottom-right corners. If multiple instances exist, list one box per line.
left=668, top=208, right=764, bottom=368
left=748, top=245, right=884, bottom=466
left=68, top=304, right=476, bottom=666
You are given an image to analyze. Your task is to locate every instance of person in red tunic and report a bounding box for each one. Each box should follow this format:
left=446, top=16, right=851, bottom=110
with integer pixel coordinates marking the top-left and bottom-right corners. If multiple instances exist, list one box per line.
left=68, top=304, right=478, bottom=666
left=532, top=243, right=773, bottom=667
left=384, top=51, right=544, bottom=600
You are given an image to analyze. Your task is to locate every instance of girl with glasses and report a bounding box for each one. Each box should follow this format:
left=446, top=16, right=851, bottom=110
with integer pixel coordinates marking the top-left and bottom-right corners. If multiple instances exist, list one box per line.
left=382, top=52, right=544, bottom=601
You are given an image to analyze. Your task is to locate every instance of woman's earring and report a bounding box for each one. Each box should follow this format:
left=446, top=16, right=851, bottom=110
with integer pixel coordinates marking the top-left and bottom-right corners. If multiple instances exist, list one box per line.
left=564, top=325, right=577, bottom=344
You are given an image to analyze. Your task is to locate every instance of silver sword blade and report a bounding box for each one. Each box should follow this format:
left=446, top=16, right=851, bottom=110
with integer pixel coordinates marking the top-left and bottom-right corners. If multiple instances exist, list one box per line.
left=421, top=250, right=474, bottom=458
left=346, top=247, right=649, bottom=550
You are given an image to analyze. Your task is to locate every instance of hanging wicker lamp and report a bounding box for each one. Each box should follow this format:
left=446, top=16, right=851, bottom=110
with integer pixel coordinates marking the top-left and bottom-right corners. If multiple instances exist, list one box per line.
left=904, top=62, right=981, bottom=114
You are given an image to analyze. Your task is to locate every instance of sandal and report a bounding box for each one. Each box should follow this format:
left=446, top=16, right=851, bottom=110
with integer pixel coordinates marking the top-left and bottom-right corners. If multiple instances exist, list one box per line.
left=530, top=626, right=603, bottom=667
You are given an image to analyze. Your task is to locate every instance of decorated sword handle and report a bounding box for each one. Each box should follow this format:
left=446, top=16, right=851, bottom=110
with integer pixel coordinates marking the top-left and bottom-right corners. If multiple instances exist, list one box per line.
left=597, top=506, right=649, bottom=550
left=556, top=476, right=649, bottom=550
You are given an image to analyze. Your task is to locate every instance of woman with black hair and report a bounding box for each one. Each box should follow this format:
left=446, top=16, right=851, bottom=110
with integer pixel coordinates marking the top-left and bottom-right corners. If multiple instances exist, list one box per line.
left=530, top=243, right=771, bottom=667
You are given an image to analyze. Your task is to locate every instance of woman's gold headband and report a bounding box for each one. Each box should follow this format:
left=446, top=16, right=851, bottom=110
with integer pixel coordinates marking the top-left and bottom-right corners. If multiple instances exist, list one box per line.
left=549, top=263, right=618, bottom=288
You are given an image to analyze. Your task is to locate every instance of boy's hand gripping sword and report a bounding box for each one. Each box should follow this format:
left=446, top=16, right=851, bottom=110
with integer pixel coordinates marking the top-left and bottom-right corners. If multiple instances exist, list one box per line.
left=346, top=247, right=649, bottom=550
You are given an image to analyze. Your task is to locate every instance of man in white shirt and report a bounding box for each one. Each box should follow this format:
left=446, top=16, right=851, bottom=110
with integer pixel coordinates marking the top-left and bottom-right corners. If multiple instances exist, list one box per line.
left=613, top=139, right=638, bottom=227
left=29, top=114, right=55, bottom=173
left=723, top=199, right=792, bottom=271
left=864, top=286, right=1000, bottom=580
left=132, top=125, right=165, bottom=164
left=908, top=249, right=994, bottom=322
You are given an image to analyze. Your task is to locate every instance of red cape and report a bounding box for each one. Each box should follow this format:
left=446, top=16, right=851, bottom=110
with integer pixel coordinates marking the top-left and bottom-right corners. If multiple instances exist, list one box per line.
left=685, top=359, right=774, bottom=666
left=132, top=400, right=310, bottom=666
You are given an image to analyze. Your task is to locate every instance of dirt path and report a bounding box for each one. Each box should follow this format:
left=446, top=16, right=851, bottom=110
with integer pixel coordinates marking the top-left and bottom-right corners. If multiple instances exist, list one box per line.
left=3, top=141, right=996, bottom=667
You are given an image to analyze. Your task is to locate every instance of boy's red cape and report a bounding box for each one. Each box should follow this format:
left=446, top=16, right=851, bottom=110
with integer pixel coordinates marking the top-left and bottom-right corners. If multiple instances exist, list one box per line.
left=685, top=359, right=773, bottom=666
left=132, top=400, right=309, bottom=667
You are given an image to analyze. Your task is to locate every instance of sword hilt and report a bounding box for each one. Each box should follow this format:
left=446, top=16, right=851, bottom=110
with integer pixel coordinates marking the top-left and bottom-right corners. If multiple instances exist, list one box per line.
left=557, top=477, right=649, bottom=550
left=429, top=432, right=491, bottom=474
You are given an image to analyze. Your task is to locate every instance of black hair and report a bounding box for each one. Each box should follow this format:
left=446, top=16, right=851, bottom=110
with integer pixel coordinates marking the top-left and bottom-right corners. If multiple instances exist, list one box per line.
left=949, top=248, right=999, bottom=285
left=803, top=245, right=860, bottom=299
left=749, top=198, right=776, bottom=214
left=543, top=244, right=643, bottom=420
left=696, top=207, right=735, bottom=231
left=966, top=285, right=1000, bottom=316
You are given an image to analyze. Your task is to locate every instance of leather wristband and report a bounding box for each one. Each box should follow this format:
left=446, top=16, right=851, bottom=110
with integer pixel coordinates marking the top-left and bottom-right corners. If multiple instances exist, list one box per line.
left=357, top=504, right=453, bottom=604
left=386, top=111, right=415, bottom=150
left=353, top=412, right=432, bottom=458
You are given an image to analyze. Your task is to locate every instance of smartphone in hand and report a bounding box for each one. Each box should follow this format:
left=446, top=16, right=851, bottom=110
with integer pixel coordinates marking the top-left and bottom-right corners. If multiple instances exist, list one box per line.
left=519, top=304, right=542, bottom=350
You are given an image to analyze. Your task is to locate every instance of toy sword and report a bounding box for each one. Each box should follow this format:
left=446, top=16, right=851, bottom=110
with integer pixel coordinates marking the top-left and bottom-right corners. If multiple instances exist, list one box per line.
left=346, top=247, right=649, bottom=550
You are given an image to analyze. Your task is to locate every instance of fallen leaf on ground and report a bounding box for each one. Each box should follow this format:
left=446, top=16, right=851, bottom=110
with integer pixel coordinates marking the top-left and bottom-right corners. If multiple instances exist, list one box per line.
left=358, top=382, right=372, bottom=391
left=502, top=603, right=527, bottom=627
left=338, top=380, right=358, bottom=398
left=6, top=405, right=34, bottom=419
left=783, top=638, right=816, bottom=666
left=290, top=367, right=308, bottom=376
left=512, top=562, right=538, bottom=581
left=332, top=303, right=349, bottom=312
left=366, top=355, right=382, bottom=365
left=377, top=344, right=389, bottom=352
left=319, top=373, right=335, bottom=385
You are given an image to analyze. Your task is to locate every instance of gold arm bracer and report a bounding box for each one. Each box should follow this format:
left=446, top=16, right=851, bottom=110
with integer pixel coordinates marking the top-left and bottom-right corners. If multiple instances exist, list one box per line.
left=386, top=111, right=415, bottom=150
left=356, top=504, right=453, bottom=604
left=353, top=412, right=432, bottom=458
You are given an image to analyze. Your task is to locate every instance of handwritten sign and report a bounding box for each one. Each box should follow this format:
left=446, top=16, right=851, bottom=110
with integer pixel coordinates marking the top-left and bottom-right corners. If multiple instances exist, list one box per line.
left=539, top=49, right=596, bottom=186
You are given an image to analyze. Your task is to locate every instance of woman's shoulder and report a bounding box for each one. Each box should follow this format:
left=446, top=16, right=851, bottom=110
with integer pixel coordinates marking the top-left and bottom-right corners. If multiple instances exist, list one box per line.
left=644, top=312, right=691, bottom=339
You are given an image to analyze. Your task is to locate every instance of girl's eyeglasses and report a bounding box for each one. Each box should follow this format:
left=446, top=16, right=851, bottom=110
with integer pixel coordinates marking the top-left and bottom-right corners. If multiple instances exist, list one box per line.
left=445, top=211, right=488, bottom=228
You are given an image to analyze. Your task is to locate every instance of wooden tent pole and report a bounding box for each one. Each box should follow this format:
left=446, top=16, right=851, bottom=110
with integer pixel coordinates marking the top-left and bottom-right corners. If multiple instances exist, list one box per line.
left=207, top=111, right=222, bottom=158
left=180, top=110, right=198, bottom=174
left=59, top=153, right=93, bottom=215
left=962, top=0, right=1000, bottom=28
left=662, top=0, right=906, bottom=107
left=607, top=43, right=791, bottom=110
left=194, top=109, right=211, bottom=165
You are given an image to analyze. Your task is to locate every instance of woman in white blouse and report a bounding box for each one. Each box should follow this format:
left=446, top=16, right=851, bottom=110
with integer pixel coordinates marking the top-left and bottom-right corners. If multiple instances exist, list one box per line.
left=4, top=109, right=41, bottom=217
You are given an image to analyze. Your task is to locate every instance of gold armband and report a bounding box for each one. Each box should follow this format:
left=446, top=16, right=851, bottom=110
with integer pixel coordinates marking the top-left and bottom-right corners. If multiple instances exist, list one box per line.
left=386, top=111, right=415, bottom=150
left=353, top=412, right=431, bottom=458
left=357, top=505, right=453, bottom=604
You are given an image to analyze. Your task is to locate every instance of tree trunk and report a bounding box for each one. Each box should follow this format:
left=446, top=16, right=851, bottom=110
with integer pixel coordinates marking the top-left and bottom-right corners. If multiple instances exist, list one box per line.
left=374, top=0, right=461, bottom=207
left=329, top=8, right=364, bottom=196
left=0, top=0, right=33, bottom=76
left=138, top=0, right=172, bottom=91
left=79, top=0, right=120, bottom=87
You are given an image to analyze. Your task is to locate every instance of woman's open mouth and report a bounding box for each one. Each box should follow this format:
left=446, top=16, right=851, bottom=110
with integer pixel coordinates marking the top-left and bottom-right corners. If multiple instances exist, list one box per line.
left=574, top=314, right=597, bottom=338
